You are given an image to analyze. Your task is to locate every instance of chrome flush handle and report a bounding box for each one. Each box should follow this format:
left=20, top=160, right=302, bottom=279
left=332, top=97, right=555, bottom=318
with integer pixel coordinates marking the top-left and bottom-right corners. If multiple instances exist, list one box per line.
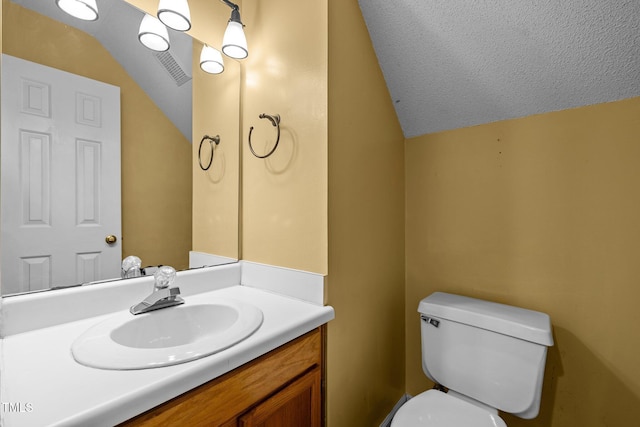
left=421, top=315, right=440, bottom=328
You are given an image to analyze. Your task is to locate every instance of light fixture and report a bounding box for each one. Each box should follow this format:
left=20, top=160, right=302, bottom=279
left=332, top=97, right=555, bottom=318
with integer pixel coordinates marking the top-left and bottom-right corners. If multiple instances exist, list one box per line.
left=200, top=45, right=225, bottom=74
left=56, top=0, right=98, bottom=21
left=157, top=0, right=191, bottom=32
left=221, top=1, right=248, bottom=59
left=136, top=0, right=248, bottom=75
left=138, top=14, right=170, bottom=52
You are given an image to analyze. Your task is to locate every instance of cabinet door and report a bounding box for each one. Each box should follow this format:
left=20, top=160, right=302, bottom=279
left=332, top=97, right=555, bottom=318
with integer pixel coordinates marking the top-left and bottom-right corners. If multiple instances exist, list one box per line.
left=238, top=367, right=321, bottom=427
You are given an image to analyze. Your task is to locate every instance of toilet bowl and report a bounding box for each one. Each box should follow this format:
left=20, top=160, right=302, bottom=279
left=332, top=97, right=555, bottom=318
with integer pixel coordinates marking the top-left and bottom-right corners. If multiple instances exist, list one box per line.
left=391, top=390, right=506, bottom=427
left=391, top=292, right=553, bottom=426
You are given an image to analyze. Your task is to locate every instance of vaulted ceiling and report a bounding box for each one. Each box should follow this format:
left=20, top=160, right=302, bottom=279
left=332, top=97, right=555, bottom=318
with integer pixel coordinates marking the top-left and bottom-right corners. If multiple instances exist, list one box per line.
left=12, top=1, right=640, bottom=140
left=358, top=0, right=640, bottom=138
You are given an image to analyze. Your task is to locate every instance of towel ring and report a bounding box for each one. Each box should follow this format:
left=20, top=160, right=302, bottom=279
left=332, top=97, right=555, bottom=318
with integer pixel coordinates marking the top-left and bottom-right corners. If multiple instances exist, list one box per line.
left=198, top=135, right=220, bottom=171
left=248, top=113, right=281, bottom=159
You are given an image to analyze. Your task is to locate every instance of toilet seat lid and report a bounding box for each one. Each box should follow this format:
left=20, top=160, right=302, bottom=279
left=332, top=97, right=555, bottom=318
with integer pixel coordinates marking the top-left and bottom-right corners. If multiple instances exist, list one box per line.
left=391, top=390, right=507, bottom=427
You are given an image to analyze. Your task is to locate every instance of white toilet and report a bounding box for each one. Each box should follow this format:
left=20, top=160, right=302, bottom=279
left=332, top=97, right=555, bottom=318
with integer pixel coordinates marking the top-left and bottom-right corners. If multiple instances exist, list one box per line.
left=392, top=292, right=554, bottom=426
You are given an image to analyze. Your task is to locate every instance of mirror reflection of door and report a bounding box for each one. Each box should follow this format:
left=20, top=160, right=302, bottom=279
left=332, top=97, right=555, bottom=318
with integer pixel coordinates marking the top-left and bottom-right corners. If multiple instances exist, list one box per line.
left=1, top=54, right=121, bottom=295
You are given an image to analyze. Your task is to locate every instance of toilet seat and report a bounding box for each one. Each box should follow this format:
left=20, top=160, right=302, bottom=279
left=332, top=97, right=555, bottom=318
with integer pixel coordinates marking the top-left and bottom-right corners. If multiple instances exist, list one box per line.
left=390, top=389, right=507, bottom=427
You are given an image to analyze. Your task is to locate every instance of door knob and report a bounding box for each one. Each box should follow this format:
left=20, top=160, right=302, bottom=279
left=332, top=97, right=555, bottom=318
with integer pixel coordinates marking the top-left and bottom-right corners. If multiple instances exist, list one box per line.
left=105, top=235, right=118, bottom=244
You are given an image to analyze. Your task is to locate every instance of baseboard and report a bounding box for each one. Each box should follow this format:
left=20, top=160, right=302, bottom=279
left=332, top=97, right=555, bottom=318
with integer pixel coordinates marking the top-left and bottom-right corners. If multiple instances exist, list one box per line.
left=379, top=394, right=412, bottom=427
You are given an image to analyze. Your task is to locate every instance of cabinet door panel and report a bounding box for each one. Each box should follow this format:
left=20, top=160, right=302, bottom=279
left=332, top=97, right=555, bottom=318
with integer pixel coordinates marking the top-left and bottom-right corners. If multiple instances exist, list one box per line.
left=239, top=367, right=321, bottom=427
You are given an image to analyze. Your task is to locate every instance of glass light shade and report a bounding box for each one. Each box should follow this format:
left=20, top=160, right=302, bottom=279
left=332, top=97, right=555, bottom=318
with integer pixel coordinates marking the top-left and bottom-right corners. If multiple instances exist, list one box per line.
left=56, top=0, right=98, bottom=21
left=200, top=45, right=225, bottom=74
left=222, top=21, right=248, bottom=59
left=138, top=14, right=170, bottom=52
left=157, top=0, right=191, bottom=32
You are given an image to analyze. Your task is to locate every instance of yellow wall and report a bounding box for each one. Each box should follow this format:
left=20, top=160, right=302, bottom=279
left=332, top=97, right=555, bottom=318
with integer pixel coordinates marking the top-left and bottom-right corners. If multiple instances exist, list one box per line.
left=237, top=0, right=406, bottom=424
left=326, top=0, right=406, bottom=426
left=406, top=96, right=640, bottom=426
left=2, top=0, right=192, bottom=270
left=234, top=1, right=406, bottom=425
left=240, top=0, right=328, bottom=274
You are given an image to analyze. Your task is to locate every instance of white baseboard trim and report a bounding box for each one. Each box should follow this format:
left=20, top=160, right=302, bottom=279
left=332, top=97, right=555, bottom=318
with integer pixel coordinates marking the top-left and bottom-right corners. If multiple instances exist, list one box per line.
left=379, top=393, right=412, bottom=427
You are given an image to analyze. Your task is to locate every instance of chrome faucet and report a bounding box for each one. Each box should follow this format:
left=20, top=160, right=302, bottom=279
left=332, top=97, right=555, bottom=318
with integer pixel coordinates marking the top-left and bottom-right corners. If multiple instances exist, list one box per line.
left=130, top=266, right=184, bottom=315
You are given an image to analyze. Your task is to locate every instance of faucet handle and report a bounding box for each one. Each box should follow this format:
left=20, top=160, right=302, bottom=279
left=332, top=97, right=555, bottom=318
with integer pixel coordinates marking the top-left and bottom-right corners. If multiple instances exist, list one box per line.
left=122, top=256, right=142, bottom=278
left=154, top=266, right=176, bottom=290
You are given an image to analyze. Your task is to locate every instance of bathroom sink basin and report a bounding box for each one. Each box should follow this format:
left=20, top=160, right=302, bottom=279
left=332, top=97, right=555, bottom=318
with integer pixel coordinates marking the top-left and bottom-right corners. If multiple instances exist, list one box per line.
left=71, top=299, right=263, bottom=370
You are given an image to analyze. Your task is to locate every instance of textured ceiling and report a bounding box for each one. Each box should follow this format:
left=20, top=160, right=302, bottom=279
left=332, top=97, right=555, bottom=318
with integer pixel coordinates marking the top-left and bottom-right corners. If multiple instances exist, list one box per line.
left=358, top=0, right=640, bottom=138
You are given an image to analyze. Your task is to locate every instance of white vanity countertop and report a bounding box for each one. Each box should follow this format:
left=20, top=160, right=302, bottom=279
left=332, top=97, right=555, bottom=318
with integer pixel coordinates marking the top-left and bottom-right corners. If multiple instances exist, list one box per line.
left=1, top=284, right=334, bottom=427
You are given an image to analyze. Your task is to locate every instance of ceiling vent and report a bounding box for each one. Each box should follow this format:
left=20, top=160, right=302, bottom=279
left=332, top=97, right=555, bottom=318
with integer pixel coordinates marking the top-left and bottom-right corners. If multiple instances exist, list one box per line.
left=153, top=50, right=191, bottom=87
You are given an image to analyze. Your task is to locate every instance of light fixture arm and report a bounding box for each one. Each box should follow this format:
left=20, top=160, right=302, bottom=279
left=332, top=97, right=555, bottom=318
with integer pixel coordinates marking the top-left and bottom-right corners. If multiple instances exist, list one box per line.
left=220, top=0, right=239, bottom=11
left=220, top=0, right=243, bottom=24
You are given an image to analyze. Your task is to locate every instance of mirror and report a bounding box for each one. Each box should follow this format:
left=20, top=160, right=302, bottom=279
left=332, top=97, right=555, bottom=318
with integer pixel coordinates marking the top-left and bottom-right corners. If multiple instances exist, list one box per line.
left=1, top=0, right=241, bottom=296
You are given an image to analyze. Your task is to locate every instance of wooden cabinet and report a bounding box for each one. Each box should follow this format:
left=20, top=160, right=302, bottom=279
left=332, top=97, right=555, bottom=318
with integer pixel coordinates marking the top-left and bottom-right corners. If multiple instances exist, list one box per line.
left=120, top=327, right=324, bottom=427
left=238, top=367, right=321, bottom=427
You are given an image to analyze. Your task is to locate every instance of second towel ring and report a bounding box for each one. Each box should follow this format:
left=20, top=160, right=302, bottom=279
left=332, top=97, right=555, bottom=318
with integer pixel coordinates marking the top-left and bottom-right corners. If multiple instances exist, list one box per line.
left=248, top=113, right=281, bottom=158
left=198, top=134, right=220, bottom=171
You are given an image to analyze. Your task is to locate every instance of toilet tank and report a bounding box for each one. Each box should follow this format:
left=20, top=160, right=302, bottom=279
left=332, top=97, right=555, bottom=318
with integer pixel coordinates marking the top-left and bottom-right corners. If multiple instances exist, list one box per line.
left=418, top=292, right=554, bottom=419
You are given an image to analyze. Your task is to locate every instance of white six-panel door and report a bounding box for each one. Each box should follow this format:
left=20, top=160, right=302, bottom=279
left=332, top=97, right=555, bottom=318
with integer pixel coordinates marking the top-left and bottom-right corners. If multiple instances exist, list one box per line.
left=1, top=54, right=121, bottom=295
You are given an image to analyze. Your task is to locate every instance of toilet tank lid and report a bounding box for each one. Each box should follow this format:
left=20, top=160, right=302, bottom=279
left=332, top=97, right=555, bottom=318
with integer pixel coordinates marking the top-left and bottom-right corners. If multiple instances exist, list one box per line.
left=418, top=292, right=554, bottom=346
